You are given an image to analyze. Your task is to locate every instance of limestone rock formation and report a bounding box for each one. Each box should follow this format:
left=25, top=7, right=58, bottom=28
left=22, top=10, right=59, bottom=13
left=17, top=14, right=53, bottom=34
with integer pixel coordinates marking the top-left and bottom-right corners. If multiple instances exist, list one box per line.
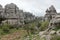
left=45, top=5, right=57, bottom=21
left=0, top=3, right=35, bottom=25
left=0, top=4, right=4, bottom=16
left=45, top=5, right=60, bottom=27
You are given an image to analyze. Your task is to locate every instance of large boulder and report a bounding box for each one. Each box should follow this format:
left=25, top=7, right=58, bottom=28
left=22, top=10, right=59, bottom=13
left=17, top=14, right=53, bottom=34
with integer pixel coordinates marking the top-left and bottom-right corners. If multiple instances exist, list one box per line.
left=49, top=30, right=56, bottom=35
left=57, top=30, right=60, bottom=36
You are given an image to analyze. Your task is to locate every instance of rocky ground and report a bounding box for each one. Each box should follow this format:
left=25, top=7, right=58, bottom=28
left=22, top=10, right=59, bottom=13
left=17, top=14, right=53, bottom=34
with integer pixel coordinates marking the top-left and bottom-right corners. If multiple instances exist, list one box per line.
left=0, top=28, right=60, bottom=40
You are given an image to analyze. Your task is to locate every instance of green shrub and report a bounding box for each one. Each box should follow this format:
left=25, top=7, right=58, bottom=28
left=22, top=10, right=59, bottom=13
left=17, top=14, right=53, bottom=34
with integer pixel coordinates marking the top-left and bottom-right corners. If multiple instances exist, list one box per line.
left=51, top=35, right=60, bottom=40
left=54, top=26, right=60, bottom=31
left=40, top=21, right=49, bottom=31
left=1, top=24, right=10, bottom=34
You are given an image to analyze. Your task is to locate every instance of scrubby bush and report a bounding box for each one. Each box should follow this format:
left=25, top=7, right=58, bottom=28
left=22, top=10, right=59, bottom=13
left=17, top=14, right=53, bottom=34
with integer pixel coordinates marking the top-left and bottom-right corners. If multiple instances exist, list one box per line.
left=40, top=21, right=49, bottom=31
left=0, top=23, right=19, bottom=35
left=24, top=22, right=38, bottom=35
left=51, top=35, right=60, bottom=40
left=54, top=26, right=60, bottom=31
left=1, top=24, right=10, bottom=34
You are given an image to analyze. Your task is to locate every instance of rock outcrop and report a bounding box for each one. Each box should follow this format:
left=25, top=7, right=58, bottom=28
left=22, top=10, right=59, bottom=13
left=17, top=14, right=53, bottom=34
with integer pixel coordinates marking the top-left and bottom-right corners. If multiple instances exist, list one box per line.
left=0, top=3, right=35, bottom=25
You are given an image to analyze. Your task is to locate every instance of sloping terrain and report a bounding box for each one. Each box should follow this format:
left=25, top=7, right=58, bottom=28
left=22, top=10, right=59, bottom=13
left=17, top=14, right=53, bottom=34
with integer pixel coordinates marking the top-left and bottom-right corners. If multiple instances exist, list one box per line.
left=0, top=30, right=27, bottom=40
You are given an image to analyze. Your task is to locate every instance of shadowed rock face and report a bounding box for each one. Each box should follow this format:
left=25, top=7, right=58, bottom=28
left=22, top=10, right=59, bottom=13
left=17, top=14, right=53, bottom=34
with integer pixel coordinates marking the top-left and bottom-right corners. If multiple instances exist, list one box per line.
left=0, top=5, right=6, bottom=24
left=24, top=12, right=35, bottom=21
left=45, top=5, right=57, bottom=21
left=0, top=5, right=4, bottom=16
left=49, top=5, right=56, bottom=12
left=4, top=3, right=20, bottom=18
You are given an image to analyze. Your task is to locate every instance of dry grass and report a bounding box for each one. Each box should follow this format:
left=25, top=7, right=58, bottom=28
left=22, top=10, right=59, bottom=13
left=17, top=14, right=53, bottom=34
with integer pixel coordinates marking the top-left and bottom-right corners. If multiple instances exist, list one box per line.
left=0, top=30, right=27, bottom=40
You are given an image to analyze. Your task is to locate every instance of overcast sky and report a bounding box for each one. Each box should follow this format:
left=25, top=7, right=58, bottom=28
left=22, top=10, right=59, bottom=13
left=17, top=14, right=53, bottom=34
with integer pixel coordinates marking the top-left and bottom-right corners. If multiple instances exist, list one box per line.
left=0, top=0, right=60, bottom=16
